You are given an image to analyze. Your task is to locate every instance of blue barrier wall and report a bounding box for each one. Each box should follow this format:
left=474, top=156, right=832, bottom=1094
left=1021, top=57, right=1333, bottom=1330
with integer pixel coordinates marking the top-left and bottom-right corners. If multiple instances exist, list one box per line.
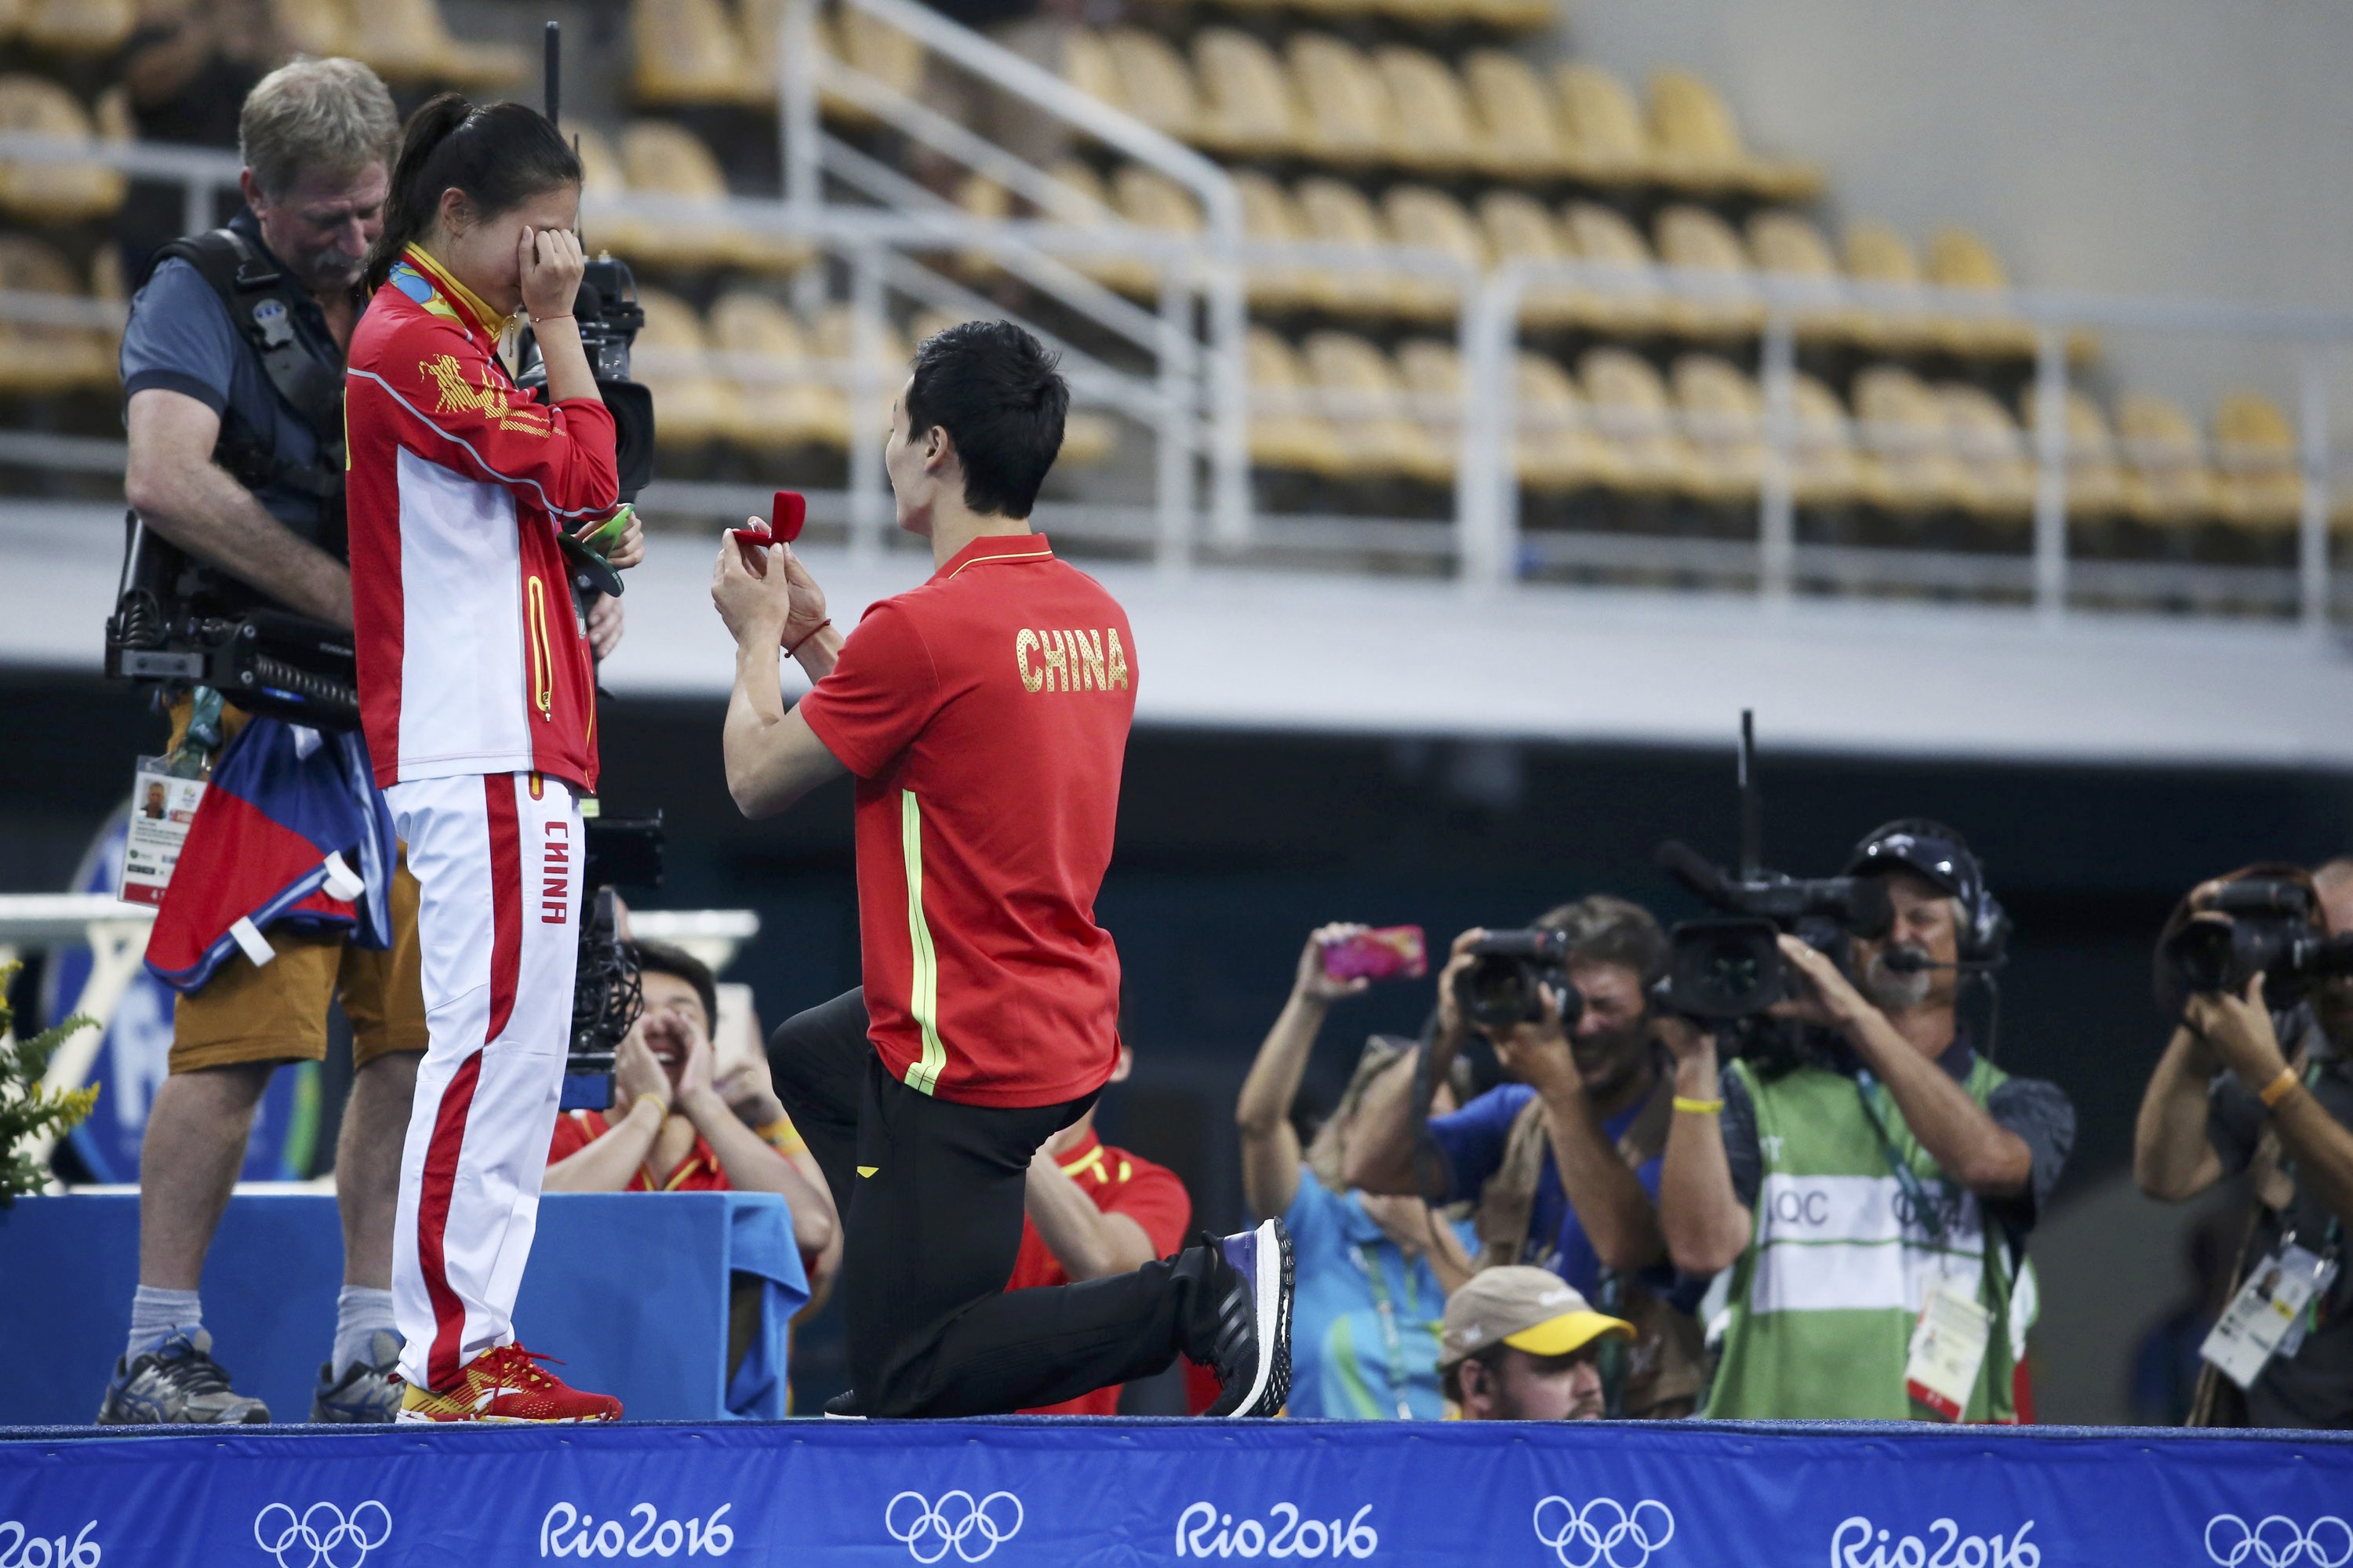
left=0, top=1418, right=2344, bottom=1567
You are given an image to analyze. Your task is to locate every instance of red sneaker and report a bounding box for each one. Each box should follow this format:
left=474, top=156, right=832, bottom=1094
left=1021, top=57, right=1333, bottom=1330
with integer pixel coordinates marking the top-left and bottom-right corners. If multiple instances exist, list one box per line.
left=395, top=1343, right=622, bottom=1424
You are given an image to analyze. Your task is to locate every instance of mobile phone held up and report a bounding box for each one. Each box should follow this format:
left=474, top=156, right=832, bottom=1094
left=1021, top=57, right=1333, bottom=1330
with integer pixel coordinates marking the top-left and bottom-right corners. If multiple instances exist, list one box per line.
left=731, top=489, right=807, bottom=567
left=1322, top=926, right=1429, bottom=983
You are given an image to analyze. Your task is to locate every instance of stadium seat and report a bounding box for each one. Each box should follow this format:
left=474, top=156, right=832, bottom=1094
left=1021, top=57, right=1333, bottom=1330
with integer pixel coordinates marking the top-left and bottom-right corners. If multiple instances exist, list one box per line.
left=634, top=0, right=753, bottom=105
left=1063, top=29, right=1123, bottom=112
left=1234, top=172, right=1315, bottom=311
left=1554, top=63, right=1660, bottom=187
left=1382, top=185, right=1486, bottom=322
left=812, top=303, right=912, bottom=442
left=272, top=0, right=351, bottom=56
left=816, top=8, right=926, bottom=126
left=2212, top=389, right=2304, bottom=531
left=1841, top=220, right=1940, bottom=354
left=1922, top=228, right=2039, bottom=358
left=619, top=120, right=810, bottom=273
left=1393, top=337, right=1464, bottom=469
left=0, top=77, right=124, bottom=224
left=1294, top=177, right=1398, bottom=318
left=1560, top=201, right=1671, bottom=336
left=573, top=126, right=660, bottom=266
left=0, top=235, right=114, bottom=394
left=1788, top=373, right=1864, bottom=506
left=1302, top=330, right=1452, bottom=484
left=1671, top=353, right=1766, bottom=500
left=1244, top=327, right=1345, bottom=475
left=1579, top=346, right=1693, bottom=494
left=1744, top=209, right=1853, bottom=342
left=2115, top=391, right=2220, bottom=526
left=1936, top=382, right=2035, bottom=518
left=707, top=290, right=848, bottom=450
left=1191, top=29, right=1300, bottom=158
left=1645, top=70, right=1821, bottom=200
left=1042, top=161, right=1155, bottom=297
left=1101, top=165, right=1202, bottom=298
left=1460, top=0, right=1561, bottom=33
left=1462, top=50, right=1569, bottom=180
left=342, top=0, right=529, bottom=89
left=1105, top=28, right=1202, bottom=142
left=1512, top=352, right=1620, bottom=494
left=1477, top=191, right=1579, bottom=327
left=2040, top=388, right=2127, bottom=521
left=1653, top=204, right=1762, bottom=337
left=16, top=0, right=136, bottom=57
left=1288, top=34, right=1390, bottom=166
left=1850, top=364, right=1969, bottom=511
left=1375, top=47, right=1481, bottom=173
left=632, top=289, right=733, bottom=449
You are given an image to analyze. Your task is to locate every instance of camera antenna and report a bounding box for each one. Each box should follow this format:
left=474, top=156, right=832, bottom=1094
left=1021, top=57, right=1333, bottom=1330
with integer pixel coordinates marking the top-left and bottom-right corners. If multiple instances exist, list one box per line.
left=1737, top=708, right=1762, bottom=882
left=544, top=20, right=561, bottom=126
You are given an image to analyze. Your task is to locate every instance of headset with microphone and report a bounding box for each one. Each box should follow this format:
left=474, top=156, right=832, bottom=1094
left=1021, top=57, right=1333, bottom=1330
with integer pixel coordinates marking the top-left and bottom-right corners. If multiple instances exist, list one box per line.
left=1845, top=818, right=2011, bottom=1050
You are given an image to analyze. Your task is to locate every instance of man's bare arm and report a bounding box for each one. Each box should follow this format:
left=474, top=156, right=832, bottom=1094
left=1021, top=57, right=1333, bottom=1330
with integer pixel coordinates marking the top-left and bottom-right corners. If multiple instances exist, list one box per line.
left=125, top=388, right=351, bottom=626
left=1026, top=1157, right=1156, bottom=1281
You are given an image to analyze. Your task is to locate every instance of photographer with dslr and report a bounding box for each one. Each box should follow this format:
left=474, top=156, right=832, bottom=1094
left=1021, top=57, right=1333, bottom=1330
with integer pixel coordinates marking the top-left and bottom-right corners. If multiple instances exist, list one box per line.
left=2134, top=860, right=2353, bottom=1428
left=1659, top=820, right=2074, bottom=1421
left=1344, top=898, right=1705, bottom=1419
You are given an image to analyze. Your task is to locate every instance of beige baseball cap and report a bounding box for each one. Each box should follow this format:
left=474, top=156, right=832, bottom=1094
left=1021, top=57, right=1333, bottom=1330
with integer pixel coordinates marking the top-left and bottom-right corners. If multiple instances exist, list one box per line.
left=1437, top=1266, right=1633, bottom=1369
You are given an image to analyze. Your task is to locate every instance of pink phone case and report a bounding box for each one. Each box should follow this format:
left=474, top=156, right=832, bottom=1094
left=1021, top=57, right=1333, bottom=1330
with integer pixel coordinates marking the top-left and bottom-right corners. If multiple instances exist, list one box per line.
left=1322, top=926, right=1429, bottom=982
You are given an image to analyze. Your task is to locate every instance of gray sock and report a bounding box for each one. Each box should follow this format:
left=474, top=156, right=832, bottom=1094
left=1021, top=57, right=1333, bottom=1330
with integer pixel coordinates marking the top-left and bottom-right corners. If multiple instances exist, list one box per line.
left=332, top=1286, right=399, bottom=1381
left=126, top=1286, right=202, bottom=1360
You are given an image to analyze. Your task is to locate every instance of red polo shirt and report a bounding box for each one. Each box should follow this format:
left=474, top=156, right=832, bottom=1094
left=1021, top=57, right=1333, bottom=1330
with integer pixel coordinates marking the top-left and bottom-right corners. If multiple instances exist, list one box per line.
left=547, top=1109, right=729, bottom=1191
left=796, top=533, right=1136, bottom=1108
left=1009, top=1128, right=1192, bottom=1415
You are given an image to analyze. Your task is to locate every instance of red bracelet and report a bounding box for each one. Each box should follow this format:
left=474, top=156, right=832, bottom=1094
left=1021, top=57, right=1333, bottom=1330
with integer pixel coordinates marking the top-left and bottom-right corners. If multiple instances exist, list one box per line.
left=532, top=313, right=574, bottom=326
left=783, top=618, right=831, bottom=658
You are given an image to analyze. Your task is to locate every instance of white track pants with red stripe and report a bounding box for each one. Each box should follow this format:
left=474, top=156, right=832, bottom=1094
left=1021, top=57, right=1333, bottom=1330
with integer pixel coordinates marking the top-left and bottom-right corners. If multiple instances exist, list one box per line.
left=385, top=771, right=582, bottom=1392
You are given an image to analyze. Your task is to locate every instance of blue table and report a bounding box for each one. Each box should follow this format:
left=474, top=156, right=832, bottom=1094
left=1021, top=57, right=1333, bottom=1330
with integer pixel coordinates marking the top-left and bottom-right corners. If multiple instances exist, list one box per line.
left=0, top=1191, right=806, bottom=1424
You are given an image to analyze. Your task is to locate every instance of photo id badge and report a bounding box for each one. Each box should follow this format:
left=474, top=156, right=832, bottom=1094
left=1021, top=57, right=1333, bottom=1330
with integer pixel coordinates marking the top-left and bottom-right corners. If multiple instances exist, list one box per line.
left=118, top=758, right=205, bottom=907
left=2200, top=1244, right=2332, bottom=1389
left=1905, top=1275, right=1993, bottom=1421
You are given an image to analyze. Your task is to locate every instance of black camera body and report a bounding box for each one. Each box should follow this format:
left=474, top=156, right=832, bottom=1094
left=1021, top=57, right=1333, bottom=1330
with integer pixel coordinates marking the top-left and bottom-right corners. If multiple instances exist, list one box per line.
left=564, top=810, right=665, bottom=1111
left=1455, top=928, right=1584, bottom=1032
left=2160, top=878, right=2353, bottom=1005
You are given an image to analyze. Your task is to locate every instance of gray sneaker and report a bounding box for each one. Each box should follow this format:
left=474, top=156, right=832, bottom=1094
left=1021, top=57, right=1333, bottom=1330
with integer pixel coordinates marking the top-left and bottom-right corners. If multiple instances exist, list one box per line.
left=310, top=1330, right=403, bottom=1423
left=96, top=1328, right=269, bottom=1424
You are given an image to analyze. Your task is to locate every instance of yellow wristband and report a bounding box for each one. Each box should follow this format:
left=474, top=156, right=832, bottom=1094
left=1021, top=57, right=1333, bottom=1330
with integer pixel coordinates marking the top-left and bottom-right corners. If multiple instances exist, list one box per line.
left=2258, top=1067, right=2301, bottom=1108
left=1673, top=1095, right=1726, bottom=1116
left=755, top=1116, right=806, bottom=1151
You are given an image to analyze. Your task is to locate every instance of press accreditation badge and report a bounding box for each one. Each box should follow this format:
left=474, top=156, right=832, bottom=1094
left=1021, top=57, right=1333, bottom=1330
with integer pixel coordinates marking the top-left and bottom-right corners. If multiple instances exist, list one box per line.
left=118, top=758, right=205, bottom=907
left=2202, top=1244, right=2340, bottom=1389
left=1904, top=1275, right=1993, bottom=1421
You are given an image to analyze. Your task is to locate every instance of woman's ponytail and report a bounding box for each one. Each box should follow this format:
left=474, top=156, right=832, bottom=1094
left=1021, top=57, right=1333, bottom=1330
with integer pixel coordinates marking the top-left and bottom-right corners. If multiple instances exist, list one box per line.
left=362, top=93, right=581, bottom=295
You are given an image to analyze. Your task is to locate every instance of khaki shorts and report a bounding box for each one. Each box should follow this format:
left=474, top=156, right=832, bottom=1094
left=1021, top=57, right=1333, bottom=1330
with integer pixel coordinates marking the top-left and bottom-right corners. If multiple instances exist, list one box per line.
left=162, top=697, right=427, bottom=1073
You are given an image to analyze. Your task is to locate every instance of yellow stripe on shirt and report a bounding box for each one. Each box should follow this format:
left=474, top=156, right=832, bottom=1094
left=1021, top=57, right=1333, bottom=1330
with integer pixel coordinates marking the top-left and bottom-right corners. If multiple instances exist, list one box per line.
left=900, top=788, right=948, bottom=1095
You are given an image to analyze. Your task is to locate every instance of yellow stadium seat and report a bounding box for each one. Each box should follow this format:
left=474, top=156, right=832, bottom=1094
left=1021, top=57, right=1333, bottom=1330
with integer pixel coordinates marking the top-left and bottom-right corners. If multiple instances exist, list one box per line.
left=1235, top=172, right=1314, bottom=311
left=1303, top=330, right=1452, bottom=485
left=1744, top=209, right=1851, bottom=342
left=1100, top=164, right=1202, bottom=298
left=1935, top=382, right=2035, bottom=518
left=1555, top=63, right=1659, bottom=187
left=1654, top=204, right=1762, bottom=338
left=1375, top=47, right=1480, bottom=173
left=17, top=0, right=134, bottom=56
left=1287, top=34, right=1390, bottom=166
left=2035, top=388, right=2126, bottom=521
left=632, top=289, right=732, bottom=448
left=1394, top=337, right=1465, bottom=473
left=620, top=120, right=811, bottom=273
left=344, top=0, right=528, bottom=89
left=1842, top=220, right=1943, bottom=354
left=0, top=77, right=123, bottom=224
left=1464, top=0, right=1562, bottom=36
left=1560, top=201, right=1671, bottom=336
left=1295, top=176, right=1398, bottom=318
left=1646, top=70, right=1821, bottom=200
left=709, top=290, right=849, bottom=449
left=1851, top=364, right=1969, bottom=511
left=1462, top=50, right=1569, bottom=180
left=1671, top=353, right=1766, bottom=501
left=1383, top=185, right=1486, bottom=322
left=816, top=8, right=926, bottom=126
left=573, top=126, right=658, bottom=264
left=1580, top=347, right=1695, bottom=494
left=1478, top=191, right=1579, bottom=328
left=1513, top=352, right=1620, bottom=494
left=2212, top=389, right=2304, bottom=531
left=2115, top=391, right=2219, bottom=526
left=1042, top=160, right=1152, bottom=296
left=1789, top=373, right=1864, bottom=506
left=1062, top=29, right=1123, bottom=111
left=1246, top=328, right=1346, bottom=475
left=1191, top=29, right=1301, bottom=158
left=1105, top=28, right=1202, bottom=142
left=0, top=235, right=114, bottom=393
left=813, top=303, right=912, bottom=442
left=272, top=0, right=349, bottom=56
left=633, top=0, right=751, bottom=104
left=1922, top=228, right=2038, bottom=358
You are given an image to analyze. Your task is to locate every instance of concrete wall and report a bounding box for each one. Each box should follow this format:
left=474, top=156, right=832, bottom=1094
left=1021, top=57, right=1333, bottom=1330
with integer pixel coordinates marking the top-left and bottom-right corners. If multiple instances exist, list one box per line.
left=1566, top=0, right=2353, bottom=417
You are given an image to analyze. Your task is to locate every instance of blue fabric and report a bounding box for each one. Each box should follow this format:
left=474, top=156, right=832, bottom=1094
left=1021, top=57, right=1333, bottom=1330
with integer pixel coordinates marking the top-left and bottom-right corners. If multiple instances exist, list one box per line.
left=1427, top=1082, right=1669, bottom=1298
left=118, top=216, right=338, bottom=533
left=1278, top=1171, right=1475, bottom=1420
left=2, top=1416, right=2348, bottom=1566
left=721, top=1193, right=812, bottom=1420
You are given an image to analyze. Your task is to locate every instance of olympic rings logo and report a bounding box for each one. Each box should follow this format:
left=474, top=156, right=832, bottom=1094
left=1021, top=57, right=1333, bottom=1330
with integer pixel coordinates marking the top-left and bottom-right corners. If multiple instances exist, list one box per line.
left=2206, top=1515, right=2353, bottom=1568
left=1532, top=1497, right=1675, bottom=1568
left=253, top=1502, right=392, bottom=1568
left=884, top=1491, right=1024, bottom=1564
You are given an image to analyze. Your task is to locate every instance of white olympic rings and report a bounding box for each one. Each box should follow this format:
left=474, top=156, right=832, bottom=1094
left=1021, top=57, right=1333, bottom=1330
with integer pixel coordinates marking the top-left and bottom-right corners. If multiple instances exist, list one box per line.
left=1533, top=1497, right=1676, bottom=1568
left=885, top=1490, right=1024, bottom=1564
left=2207, top=1515, right=2353, bottom=1568
left=253, top=1501, right=393, bottom=1568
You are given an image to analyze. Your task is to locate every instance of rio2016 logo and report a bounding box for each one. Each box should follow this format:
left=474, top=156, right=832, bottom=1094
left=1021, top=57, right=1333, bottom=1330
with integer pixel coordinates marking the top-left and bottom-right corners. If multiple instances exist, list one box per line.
left=1174, top=1503, right=1378, bottom=1559
left=0, top=1521, right=101, bottom=1568
left=538, top=1502, right=733, bottom=1559
left=1831, top=1515, right=2038, bottom=1568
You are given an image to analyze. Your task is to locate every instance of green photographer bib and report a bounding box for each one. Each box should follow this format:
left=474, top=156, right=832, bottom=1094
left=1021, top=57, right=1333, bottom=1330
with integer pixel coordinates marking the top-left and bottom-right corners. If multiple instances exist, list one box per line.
left=1704, top=1054, right=2021, bottom=1422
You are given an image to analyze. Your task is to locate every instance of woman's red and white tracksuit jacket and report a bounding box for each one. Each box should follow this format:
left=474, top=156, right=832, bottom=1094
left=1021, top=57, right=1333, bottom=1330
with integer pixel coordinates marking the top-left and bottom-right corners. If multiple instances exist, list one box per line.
left=346, top=245, right=618, bottom=1393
